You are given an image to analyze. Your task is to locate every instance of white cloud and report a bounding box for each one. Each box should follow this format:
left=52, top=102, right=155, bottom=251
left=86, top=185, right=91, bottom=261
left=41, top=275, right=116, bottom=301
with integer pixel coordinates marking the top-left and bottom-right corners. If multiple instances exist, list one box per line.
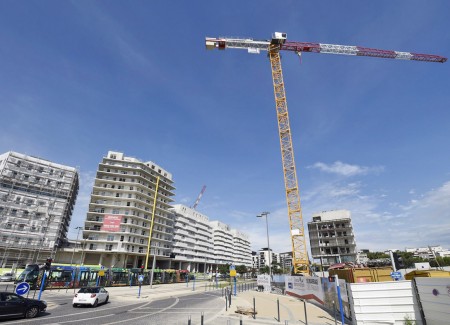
left=309, top=161, right=384, bottom=177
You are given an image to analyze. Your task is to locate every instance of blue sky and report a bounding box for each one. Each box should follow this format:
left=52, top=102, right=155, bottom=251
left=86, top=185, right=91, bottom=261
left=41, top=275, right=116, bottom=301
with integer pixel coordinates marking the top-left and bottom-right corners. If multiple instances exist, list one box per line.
left=1, top=1, right=449, bottom=254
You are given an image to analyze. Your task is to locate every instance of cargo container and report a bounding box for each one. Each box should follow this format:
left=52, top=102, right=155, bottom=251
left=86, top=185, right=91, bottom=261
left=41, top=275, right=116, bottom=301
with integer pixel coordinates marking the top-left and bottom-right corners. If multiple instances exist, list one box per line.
left=404, top=269, right=450, bottom=280
left=329, top=267, right=393, bottom=283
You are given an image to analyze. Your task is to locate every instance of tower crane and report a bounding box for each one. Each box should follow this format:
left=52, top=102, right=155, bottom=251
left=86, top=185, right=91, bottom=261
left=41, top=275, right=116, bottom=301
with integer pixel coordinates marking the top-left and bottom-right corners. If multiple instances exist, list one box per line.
left=192, top=185, right=207, bottom=210
left=205, top=32, right=446, bottom=275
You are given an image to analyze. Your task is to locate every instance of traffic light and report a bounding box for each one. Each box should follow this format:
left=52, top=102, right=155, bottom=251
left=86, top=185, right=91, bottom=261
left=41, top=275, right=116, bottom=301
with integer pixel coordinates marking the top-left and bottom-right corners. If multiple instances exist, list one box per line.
left=44, top=258, right=53, bottom=270
left=392, top=252, right=404, bottom=270
left=328, top=275, right=335, bottom=283
left=140, top=265, right=145, bottom=273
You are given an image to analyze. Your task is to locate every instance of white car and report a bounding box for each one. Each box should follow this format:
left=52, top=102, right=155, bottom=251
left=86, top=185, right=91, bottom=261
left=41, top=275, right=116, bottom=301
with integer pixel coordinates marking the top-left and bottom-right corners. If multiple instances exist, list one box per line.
left=73, top=287, right=109, bottom=307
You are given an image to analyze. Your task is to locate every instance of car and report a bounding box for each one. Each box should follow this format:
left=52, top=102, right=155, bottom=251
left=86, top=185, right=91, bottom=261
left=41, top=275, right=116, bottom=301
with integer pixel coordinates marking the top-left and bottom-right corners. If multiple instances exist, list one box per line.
left=73, top=286, right=109, bottom=307
left=0, top=292, right=47, bottom=319
left=0, top=273, right=15, bottom=282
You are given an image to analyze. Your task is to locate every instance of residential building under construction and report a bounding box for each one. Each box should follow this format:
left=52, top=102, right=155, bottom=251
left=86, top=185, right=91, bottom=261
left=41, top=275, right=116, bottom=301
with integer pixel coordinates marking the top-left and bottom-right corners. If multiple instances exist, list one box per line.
left=308, top=209, right=358, bottom=269
left=0, top=151, right=79, bottom=268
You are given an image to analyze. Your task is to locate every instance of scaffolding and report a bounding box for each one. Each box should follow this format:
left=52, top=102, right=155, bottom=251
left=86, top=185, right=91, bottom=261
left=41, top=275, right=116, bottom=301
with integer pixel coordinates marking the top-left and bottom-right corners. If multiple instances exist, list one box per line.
left=0, top=152, right=79, bottom=269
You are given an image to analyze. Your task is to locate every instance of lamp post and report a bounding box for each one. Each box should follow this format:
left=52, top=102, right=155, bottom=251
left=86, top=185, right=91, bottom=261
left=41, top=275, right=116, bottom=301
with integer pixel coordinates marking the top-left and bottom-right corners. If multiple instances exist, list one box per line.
left=70, top=226, right=83, bottom=266
left=257, top=212, right=271, bottom=279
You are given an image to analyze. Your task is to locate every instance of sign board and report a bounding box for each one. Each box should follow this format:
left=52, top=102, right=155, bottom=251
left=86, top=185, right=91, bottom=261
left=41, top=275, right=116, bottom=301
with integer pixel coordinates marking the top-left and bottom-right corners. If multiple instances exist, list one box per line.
left=257, top=275, right=271, bottom=292
left=101, top=215, right=122, bottom=232
left=98, top=270, right=105, bottom=276
left=391, top=272, right=402, bottom=280
left=230, top=270, right=237, bottom=277
left=15, top=282, right=30, bottom=296
left=138, top=275, right=144, bottom=283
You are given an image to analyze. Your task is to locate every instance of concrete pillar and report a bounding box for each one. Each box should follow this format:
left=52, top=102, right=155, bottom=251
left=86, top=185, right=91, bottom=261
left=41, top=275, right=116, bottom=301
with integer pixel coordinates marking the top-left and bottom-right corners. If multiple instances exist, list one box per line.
left=99, top=253, right=104, bottom=266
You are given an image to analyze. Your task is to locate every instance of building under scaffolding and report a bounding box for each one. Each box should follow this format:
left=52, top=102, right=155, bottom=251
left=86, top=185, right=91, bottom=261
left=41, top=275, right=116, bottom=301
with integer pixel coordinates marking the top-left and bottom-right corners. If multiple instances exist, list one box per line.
left=0, top=151, right=79, bottom=269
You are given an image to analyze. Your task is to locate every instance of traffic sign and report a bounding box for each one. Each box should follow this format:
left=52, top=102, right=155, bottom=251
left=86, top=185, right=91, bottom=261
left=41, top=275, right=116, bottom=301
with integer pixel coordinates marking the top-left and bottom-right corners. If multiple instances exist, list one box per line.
left=391, top=271, right=402, bottom=280
left=229, top=265, right=235, bottom=271
left=230, top=270, right=237, bottom=277
left=138, top=275, right=144, bottom=283
left=15, top=282, right=30, bottom=296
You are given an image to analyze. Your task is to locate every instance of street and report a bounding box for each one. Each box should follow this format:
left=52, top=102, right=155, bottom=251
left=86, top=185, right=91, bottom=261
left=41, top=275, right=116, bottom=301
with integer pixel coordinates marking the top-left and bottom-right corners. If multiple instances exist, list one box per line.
left=1, top=288, right=224, bottom=325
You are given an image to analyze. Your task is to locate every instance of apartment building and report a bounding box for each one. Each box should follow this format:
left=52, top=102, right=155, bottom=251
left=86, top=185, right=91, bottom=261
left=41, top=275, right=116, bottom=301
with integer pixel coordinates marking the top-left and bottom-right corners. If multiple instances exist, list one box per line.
left=257, top=248, right=278, bottom=269
left=80, top=151, right=175, bottom=269
left=0, top=151, right=79, bottom=268
left=279, top=251, right=293, bottom=271
left=170, top=204, right=214, bottom=272
left=231, top=229, right=252, bottom=267
left=308, top=210, right=357, bottom=269
left=210, top=220, right=234, bottom=265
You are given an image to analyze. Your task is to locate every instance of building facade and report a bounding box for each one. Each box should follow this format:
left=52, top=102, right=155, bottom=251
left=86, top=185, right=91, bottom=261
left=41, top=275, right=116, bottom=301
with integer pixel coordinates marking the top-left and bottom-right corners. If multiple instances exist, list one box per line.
left=279, top=251, right=293, bottom=272
left=78, top=151, right=175, bottom=269
left=308, top=210, right=357, bottom=269
left=0, top=151, right=79, bottom=268
left=170, top=204, right=214, bottom=272
left=231, top=229, right=252, bottom=267
left=210, top=220, right=234, bottom=266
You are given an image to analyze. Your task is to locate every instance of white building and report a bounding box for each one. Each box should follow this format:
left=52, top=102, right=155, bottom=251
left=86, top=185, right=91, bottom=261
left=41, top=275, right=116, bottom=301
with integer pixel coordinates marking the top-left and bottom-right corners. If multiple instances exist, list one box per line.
left=170, top=204, right=214, bottom=272
left=169, top=204, right=252, bottom=271
left=231, top=229, right=252, bottom=267
left=0, top=151, right=79, bottom=268
left=405, top=246, right=450, bottom=259
left=210, top=220, right=234, bottom=265
left=78, top=151, right=175, bottom=269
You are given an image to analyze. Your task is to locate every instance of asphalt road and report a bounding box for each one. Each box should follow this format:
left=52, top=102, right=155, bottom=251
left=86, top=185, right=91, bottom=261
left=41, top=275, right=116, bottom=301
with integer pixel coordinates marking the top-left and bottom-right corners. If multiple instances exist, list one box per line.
left=0, top=289, right=225, bottom=325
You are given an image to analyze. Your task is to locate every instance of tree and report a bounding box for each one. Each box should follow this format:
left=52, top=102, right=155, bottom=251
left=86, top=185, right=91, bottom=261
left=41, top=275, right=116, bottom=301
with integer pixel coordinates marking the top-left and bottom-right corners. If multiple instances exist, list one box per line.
left=259, top=265, right=270, bottom=275
left=236, top=265, right=248, bottom=276
left=218, top=263, right=230, bottom=275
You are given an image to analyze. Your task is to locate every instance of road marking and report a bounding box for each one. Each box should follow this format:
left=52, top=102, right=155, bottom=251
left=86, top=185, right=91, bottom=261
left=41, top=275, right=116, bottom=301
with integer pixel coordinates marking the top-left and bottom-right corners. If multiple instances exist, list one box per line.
left=102, top=297, right=180, bottom=324
left=51, top=314, right=115, bottom=324
left=0, top=302, right=144, bottom=324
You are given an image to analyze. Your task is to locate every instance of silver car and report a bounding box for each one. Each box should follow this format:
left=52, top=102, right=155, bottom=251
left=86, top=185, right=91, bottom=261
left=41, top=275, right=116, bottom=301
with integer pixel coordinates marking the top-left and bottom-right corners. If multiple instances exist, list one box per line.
left=0, top=273, right=15, bottom=282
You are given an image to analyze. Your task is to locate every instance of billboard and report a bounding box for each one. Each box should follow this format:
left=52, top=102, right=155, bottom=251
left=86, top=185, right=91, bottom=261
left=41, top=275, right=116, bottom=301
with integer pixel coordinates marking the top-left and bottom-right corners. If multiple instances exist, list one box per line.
left=102, top=215, right=122, bottom=232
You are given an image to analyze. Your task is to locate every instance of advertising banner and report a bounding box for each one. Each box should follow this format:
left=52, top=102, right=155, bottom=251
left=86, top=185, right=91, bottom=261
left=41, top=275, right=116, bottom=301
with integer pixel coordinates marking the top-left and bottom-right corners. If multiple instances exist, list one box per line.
left=102, top=215, right=122, bottom=232
left=285, top=275, right=324, bottom=304
left=285, top=276, right=351, bottom=319
left=257, top=275, right=271, bottom=292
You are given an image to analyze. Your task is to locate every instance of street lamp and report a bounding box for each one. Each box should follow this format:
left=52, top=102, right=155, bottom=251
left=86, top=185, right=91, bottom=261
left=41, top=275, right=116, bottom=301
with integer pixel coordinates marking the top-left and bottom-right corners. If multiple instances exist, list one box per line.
left=256, top=211, right=271, bottom=279
left=70, top=226, right=83, bottom=266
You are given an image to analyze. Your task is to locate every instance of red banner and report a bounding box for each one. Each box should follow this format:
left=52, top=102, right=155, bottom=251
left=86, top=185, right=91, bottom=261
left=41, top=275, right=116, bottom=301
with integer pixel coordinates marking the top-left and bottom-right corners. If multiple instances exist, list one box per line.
left=102, top=215, right=122, bottom=232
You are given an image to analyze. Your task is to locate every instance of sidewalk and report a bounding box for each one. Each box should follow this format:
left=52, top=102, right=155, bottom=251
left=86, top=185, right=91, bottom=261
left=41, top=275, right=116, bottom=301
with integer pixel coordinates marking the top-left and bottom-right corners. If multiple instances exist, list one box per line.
left=217, top=290, right=338, bottom=325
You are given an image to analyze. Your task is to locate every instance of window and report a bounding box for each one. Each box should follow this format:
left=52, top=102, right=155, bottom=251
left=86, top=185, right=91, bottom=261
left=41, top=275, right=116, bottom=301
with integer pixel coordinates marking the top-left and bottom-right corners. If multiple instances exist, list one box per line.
left=120, top=236, right=124, bottom=241
left=107, top=235, right=114, bottom=241
left=106, top=244, right=113, bottom=251
left=112, top=209, right=120, bottom=214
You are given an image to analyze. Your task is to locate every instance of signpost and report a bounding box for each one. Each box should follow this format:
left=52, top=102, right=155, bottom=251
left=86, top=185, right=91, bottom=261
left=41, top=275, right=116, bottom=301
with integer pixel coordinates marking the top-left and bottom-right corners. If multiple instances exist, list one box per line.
left=230, top=265, right=237, bottom=296
left=391, top=271, right=402, bottom=281
left=15, top=282, right=30, bottom=296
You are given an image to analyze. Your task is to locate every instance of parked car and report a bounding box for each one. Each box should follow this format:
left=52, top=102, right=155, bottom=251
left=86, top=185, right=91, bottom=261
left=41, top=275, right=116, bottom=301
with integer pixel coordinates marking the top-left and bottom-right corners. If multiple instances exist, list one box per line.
left=73, top=286, right=109, bottom=307
left=0, top=273, right=15, bottom=282
left=0, top=292, right=47, bottom=319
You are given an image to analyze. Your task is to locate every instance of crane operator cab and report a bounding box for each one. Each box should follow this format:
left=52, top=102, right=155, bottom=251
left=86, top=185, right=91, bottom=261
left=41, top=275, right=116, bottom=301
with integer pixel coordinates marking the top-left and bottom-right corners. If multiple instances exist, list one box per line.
left=271, top=32, right=287, bottom=45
